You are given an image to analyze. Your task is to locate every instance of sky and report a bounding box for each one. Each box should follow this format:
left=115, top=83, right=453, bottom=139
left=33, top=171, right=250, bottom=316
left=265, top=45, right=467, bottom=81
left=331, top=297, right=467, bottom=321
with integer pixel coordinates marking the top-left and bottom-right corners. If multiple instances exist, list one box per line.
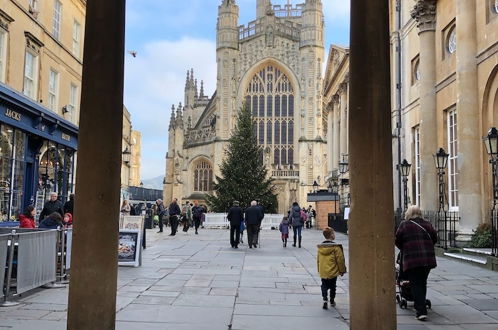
left=124, top=0, right=350, bottom=181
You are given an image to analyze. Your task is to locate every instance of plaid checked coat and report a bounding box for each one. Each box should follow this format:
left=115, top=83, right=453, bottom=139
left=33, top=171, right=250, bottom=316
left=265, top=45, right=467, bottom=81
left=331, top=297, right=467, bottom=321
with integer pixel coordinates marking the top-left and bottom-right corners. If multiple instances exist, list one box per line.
left=395, top=218, right=438, bottom=272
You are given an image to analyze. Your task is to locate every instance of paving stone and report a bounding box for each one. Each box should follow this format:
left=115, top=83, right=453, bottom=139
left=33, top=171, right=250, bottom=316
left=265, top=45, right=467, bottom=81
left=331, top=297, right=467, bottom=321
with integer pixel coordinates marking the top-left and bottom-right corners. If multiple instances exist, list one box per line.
left=460, top=299, right=498, bottom=311
left=172, top=294, right=235, bottom=308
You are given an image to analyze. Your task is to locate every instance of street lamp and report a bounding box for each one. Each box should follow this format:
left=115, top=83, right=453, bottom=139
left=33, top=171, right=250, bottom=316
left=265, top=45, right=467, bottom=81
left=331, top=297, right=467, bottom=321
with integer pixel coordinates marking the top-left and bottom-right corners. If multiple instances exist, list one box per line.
left=483, top=128, right=498, bottom=256
left=312, top=180, right=319, bottom=193
left=434, top=148, right=449, bottom=211
left=122, top=147, right=132, bottom=165
left=400, top=159, right=411, bottom=212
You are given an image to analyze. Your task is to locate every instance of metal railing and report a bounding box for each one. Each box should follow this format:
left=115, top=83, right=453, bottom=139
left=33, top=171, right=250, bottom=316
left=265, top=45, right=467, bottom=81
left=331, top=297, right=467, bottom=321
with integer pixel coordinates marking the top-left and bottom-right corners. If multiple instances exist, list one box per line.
left=422, top=211, right=459, bottom=249
left=1, top=227, right=71, bottom=306
left=491, top=208, right=498, bottom=256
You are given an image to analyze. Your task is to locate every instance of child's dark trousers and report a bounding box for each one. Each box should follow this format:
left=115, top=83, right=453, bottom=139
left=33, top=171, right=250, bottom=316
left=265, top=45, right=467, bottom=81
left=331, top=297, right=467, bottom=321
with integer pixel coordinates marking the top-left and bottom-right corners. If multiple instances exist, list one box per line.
left=321, top=277, right=337, bottom=302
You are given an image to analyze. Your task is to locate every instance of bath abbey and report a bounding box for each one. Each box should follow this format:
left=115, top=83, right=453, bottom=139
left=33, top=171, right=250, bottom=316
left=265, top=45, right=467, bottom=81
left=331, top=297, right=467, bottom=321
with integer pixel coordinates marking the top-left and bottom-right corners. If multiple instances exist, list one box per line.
left=164, top=0, right=327, bottom=213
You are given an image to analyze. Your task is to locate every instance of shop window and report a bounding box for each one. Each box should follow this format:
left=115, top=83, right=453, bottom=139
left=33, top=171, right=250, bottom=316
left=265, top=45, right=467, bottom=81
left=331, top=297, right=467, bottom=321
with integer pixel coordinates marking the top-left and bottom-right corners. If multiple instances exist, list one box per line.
left=52, top=0, right=62, bottom=40
left=48, top=69, right=59, bottom=112
left=72, top=20, right=81, bottom=58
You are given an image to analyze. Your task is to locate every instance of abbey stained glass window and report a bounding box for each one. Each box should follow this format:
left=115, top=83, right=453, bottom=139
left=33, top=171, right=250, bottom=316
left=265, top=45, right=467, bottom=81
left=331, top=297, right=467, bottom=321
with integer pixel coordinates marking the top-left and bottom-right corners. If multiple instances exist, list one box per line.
left=245, top=66, right=295, bottom=166
left=194, top=160, right=213, bottom=192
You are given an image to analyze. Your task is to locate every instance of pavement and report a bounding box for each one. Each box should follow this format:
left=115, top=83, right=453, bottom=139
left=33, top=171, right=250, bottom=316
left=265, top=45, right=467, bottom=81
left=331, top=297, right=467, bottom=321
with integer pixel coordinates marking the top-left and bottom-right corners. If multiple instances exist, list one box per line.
left=0, top=228, right=498, bottom=329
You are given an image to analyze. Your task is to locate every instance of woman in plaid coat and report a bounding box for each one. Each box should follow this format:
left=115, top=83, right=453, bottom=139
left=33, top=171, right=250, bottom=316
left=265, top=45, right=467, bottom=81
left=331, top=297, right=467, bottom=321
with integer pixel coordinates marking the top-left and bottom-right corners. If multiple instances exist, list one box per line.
left=395, top=205, right=437, bottom=321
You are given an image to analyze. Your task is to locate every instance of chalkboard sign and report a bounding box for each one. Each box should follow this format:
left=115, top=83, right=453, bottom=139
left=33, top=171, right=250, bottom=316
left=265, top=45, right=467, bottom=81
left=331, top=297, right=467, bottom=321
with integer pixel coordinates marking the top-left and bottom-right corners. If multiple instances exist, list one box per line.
left=118, top=229, right=142, bottom=267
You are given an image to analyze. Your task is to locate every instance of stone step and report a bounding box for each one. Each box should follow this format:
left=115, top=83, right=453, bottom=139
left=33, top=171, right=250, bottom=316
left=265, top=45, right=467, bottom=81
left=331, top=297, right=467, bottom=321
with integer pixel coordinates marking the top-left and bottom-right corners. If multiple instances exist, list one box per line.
left=443, top=252, right=488, bottom=265
left=463, top=248, right=493, bottom=256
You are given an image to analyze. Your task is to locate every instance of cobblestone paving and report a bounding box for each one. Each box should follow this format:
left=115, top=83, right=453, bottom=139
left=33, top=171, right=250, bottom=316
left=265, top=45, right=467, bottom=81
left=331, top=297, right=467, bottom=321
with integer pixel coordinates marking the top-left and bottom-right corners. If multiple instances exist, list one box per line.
left=0, top=228, right=497, bottom=329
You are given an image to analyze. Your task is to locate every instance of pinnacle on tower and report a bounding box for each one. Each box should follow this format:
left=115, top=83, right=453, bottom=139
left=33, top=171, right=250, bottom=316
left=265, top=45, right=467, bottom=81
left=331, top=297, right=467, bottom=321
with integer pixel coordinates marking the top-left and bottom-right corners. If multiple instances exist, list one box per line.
left=257, top=0, right=271, bottom=18
left=177, top=103, right=183, bottom=117
left=169, top=105, right=176, bottom=130
left=190, top=68, right=194, bottom=86
left=185, top=70, right=190, bottom=89
left=195, top=79, right=199, bottom=98
left=222, top=0, right=236, bottom=6
left=200, top=80, right=205, bottom=98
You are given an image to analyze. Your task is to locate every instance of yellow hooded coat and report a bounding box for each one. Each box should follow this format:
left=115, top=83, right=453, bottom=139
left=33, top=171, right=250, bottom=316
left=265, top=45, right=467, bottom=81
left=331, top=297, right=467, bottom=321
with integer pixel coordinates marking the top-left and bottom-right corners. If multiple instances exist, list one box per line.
left=317, top=241, right=347, bottom=279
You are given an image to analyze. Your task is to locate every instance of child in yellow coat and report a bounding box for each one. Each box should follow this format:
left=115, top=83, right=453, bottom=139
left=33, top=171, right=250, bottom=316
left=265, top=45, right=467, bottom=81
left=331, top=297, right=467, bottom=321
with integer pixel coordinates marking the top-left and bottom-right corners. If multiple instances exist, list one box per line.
left=317, top=227, right=346, bottom=309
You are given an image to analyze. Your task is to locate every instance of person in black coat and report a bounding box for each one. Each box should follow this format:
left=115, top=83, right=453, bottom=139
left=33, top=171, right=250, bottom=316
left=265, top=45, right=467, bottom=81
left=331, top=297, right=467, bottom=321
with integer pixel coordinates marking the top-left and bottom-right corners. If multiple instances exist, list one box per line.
left=245, top=200, right=264, bottom=248
left=227, top=201, right=244, bottom=248
left=39, top=192, right=64, bottom=221
left=63, top=194, right=74, bottom=216
left=168, top=198, right=181, bottom=236
left=38, top=212, right=63, bottom=230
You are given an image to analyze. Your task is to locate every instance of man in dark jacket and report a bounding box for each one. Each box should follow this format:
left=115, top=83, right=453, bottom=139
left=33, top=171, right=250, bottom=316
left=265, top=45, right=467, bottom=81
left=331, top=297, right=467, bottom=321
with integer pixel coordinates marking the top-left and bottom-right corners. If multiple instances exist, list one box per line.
left=395, top=205, right=437, bottom=321
left=192, top=200, right=205, bottom=235
left=168, top=198, right=181, bottom=236
left=227, top=201, right=244, bottom=248
left=245, top=200, right=264, bottom=248
left=39, top=192, right=64, bottom=221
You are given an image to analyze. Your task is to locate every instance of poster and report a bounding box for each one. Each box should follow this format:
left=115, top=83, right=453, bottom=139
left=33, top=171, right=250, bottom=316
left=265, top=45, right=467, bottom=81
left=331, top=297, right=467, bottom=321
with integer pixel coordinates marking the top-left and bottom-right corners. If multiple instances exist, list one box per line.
left=118, top=229, right=141, bottom=267
left=121, top=216, right=144, bottom=231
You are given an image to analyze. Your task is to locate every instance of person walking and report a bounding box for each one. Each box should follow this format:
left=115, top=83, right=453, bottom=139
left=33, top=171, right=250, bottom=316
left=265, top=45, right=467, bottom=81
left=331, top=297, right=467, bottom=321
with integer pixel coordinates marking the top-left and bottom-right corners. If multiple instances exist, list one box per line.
left=155, top=199, right=166, bottom=233
left=19, top=205, right=36, bottom=229
left=168, top=198, right=181, bottom=236
left=120, top=200, right=131, bottom=216
left=279, top=216, right=290, bottom=247
left=182, top=201, right=192, bottom=233
left=395, top=205, right=437, bottom=321
left=289, top=202, right=305, bottom=248
left=39, top=192, right=64, bottom=221
left=227, top=201, right=244, bottom=248
left=192, top=200, right=205, bottom=235
left=245, top=200, right=263, bottom=249
left=317, top=227, right=346, bottom=310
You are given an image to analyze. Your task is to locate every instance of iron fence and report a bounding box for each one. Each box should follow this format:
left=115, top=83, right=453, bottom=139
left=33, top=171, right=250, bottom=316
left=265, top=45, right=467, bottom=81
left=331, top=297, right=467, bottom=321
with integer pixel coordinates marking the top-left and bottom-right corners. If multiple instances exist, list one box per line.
left=422, top=211, right=459, bottom=249
left=491, top=208, right=498, bottom=256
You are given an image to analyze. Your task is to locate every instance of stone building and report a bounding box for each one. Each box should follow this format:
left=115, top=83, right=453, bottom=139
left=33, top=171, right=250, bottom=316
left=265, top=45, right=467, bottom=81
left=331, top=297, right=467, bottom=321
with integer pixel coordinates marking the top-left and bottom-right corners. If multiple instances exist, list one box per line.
left=324, top=0, right=498, bottom=239
left=130, top=130, right=142, bottom=187
left=121, top=106, right=141, bottom=189
left=164, top=0, right=327, bottom=213
left=0, top=0, right=85, bottom=220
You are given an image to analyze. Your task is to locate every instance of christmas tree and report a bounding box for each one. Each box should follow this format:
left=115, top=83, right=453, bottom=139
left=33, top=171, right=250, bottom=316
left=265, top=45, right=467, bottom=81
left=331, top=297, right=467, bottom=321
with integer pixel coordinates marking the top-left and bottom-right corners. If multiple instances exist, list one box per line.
left=206, top=106, right=278, bottom=213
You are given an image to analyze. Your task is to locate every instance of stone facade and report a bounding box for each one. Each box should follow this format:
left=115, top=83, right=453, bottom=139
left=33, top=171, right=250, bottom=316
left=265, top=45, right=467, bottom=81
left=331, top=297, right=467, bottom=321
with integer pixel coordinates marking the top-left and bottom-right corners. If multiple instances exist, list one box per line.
left=324, top=0, right=498, bottom=236
left=164, top=0, right=327, bottom=213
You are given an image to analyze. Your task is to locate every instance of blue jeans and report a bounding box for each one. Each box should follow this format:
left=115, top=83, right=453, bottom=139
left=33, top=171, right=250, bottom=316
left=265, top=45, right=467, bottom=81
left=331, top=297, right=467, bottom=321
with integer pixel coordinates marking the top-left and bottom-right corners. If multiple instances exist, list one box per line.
left=293, top=225, right=302, bottom=239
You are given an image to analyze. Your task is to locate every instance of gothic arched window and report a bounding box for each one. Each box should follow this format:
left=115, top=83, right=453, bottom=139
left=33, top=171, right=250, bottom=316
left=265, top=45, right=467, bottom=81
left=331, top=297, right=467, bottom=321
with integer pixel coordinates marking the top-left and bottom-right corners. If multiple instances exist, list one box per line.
left=194, top=160, right=213, bottom=192
left=245, top=65, right=295, bottom=166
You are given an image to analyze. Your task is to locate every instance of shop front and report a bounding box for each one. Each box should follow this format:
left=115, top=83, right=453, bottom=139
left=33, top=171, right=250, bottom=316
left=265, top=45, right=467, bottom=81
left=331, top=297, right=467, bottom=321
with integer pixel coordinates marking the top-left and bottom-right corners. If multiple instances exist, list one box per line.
left=0, top=84, right=78, bottom=221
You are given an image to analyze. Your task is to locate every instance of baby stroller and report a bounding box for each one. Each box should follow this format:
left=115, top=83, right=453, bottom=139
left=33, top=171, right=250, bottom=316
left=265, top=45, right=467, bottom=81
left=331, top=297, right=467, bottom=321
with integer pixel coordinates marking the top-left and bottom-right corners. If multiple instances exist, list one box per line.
left=395, top=252, right=431, bottom=310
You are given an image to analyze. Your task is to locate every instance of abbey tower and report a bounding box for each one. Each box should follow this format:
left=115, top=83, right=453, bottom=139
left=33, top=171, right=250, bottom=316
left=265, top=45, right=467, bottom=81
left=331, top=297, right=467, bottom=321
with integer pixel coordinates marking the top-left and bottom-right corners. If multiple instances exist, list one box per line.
left=164, top=0, right=326, bottom=213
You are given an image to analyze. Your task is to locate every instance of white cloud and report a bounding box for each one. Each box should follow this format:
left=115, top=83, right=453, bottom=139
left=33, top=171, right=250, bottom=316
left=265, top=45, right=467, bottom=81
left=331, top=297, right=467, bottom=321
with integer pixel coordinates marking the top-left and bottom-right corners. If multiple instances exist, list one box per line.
left=124, top=37, right=217, bottom=179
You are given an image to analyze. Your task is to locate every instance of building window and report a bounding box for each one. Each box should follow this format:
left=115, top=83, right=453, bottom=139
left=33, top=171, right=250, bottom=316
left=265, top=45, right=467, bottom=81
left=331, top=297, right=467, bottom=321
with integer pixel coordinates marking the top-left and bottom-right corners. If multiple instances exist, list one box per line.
left=23, top=51, right=38, bottom=99
left=447, top=110, right=459, bottom=209
left=194, top=160, right=213, bottom=192
left=0, top=29, right=6, bottom=83
left=72, top=20, right=81, bottom=58
left=411, top=56, right=420, bottom=85
left=48, top=69, right=59, bottom=112
left=245, top=65, right=295, bottom=167
left=414, top=127, right=421, bottom=206
left=493, top=0, right=498, bottom=14
left=52, top=0, right=62, bottom=40
left=447, top=27, right=456, bottom=55
left=69, top=83, right=78, bottom=122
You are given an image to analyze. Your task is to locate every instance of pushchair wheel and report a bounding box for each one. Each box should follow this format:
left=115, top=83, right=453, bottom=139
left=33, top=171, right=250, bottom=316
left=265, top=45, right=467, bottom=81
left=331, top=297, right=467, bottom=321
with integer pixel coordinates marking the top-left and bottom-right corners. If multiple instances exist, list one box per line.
left=426, top=299, right=431, bottom=309
left=400, top=299, right=408, bottom=309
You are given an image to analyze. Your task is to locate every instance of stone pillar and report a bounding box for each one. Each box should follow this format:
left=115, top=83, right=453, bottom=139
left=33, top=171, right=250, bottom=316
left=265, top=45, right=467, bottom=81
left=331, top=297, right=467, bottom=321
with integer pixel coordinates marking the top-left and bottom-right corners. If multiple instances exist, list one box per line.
left=349, top=0, right=395, bottom=328
left=411, top=0, right=438, bottom=211
left=66, top=1, right=125, bottom=329
left=327, top=108, right=334, bottom=173
left=340, top=84, right=348, bottom=158
left=333, top=96, right=340, bottom=169
left=456, top=0, right=482, bottom=235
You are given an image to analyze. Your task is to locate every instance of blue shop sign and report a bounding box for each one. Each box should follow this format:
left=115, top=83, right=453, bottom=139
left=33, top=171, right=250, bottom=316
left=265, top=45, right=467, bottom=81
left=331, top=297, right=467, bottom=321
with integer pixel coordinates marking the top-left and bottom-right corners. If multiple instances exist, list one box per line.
left=0, top=83, right=78, bottom=149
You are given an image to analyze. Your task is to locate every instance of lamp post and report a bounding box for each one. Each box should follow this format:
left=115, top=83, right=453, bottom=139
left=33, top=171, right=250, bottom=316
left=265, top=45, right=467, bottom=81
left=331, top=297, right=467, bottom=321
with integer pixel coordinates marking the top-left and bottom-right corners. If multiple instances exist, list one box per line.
left=312, top=180, right=319, bottom=193
left=483, top=127, right=498, bottom=256
left=434, top=148, right=449, bottom=212
left=400, top=159, right=411, bottom=212
left=328, top=180, right=339, bottom=223
left=122, top=147, right=131, bottom=165
left=434, top=147, right=449, bottom=249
